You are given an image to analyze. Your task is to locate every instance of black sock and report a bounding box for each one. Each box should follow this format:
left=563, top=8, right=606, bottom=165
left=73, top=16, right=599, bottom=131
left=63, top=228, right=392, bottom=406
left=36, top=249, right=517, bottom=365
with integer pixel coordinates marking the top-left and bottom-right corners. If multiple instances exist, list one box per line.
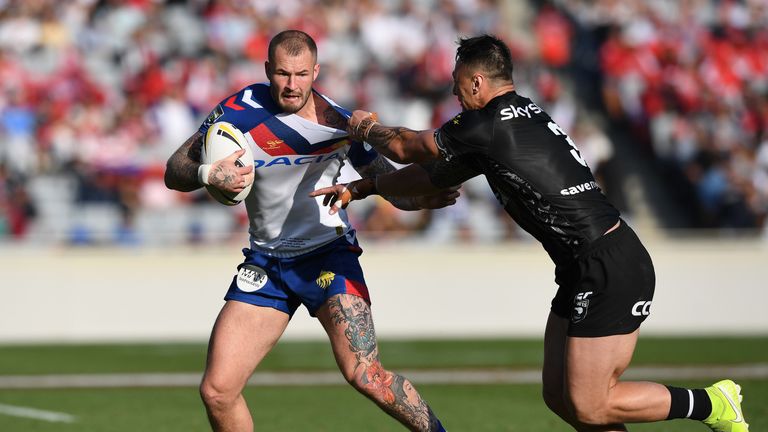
left=666, top=386, right=712, bottom=420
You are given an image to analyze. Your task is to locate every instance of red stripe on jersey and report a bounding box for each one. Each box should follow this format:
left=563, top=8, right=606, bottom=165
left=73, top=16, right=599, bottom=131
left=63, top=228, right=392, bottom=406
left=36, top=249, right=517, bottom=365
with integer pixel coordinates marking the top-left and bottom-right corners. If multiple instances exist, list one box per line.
left=248, top=123, right=297, bottom=155
left=310, top=138, right=350, bottom=155
left=345, top=279, right=371, bottom=304
left=224, top=96, right=244, bottom=111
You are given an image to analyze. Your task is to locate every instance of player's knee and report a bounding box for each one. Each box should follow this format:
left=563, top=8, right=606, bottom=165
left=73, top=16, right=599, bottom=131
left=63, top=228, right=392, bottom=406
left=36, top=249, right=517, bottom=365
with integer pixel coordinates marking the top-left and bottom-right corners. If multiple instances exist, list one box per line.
left=541, top=385, right=567, bottom=416
left=199, top=377, right=239, bottom=412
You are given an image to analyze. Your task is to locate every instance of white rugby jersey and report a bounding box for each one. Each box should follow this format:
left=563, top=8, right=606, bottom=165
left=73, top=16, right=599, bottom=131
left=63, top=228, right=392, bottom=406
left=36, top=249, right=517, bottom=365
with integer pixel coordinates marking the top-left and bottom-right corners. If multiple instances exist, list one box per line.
left=200, top=83, right=377, bottom=257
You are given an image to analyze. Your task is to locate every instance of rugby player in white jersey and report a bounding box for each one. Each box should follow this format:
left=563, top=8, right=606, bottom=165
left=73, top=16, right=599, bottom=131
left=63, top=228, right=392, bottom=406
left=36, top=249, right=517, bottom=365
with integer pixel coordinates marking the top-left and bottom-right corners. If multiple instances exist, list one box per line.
left=165, top=30, right=454, bottom=432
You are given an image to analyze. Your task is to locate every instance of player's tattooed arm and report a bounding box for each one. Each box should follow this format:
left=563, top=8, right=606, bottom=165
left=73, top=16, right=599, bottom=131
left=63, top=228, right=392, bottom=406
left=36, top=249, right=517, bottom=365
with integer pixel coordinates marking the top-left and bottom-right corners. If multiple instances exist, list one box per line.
left=347, top=110, right=439, bottom=163
left=356, top=156, right=422, bottom=211
left=355, top=156, right=460, bottom=211
left=311, top=158, right=460, bottom=214
left=165, top=132, right=204, bottom=192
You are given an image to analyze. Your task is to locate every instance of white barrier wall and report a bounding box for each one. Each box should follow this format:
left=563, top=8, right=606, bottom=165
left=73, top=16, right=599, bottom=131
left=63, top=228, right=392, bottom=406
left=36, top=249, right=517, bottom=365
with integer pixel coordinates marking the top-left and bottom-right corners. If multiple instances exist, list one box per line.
left=1, top=237, right=767, bottom=342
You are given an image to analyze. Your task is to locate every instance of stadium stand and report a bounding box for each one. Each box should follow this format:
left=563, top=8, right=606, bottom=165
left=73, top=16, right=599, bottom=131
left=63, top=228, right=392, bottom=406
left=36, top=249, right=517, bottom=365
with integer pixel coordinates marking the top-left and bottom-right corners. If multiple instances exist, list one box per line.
left=0, top=0, right=765, bottom=245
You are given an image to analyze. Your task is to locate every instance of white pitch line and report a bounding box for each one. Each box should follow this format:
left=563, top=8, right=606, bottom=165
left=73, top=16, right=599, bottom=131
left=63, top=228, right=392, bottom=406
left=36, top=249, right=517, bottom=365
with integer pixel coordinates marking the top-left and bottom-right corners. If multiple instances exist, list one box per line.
left=0, top=403, right=76, bottom=423
left=0, top=364, right=766, bottom=389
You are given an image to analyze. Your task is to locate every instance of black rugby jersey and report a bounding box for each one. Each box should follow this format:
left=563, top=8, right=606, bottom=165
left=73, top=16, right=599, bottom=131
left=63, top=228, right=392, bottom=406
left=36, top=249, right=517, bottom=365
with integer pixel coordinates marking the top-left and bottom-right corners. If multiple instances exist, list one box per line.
left=433, top=91, right=620, bottom=267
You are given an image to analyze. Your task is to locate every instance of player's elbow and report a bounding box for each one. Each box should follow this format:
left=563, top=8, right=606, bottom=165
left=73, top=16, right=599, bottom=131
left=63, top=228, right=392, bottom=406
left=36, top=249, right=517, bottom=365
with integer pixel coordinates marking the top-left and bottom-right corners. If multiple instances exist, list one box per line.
left=386, top=144, right=418, bottom=164
left=163, top=163, right=181, bottom=191
left=164, top=161, right=197, bottom=192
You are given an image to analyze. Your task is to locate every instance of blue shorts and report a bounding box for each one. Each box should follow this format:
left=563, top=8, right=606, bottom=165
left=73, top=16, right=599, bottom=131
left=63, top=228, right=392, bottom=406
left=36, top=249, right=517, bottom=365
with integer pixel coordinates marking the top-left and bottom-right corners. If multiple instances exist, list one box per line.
left=224, top=232, right=371, bottom=317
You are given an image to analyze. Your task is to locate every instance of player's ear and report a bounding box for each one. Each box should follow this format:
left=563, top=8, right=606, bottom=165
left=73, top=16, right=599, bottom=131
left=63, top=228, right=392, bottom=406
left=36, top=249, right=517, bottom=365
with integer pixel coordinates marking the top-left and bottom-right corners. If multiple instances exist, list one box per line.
left=312, top=63, right=320, bottom=81
left=265, top=61, right=271, bottom=76
left=472, top=74, right=483, bottom=94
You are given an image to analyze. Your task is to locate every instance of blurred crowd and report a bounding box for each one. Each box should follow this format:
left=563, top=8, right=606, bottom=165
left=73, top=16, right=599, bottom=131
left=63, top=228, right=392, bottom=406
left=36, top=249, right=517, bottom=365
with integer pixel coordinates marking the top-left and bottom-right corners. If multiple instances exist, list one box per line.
left=557, top=0, right=768, bottom=228
left=0, top=0, right=764, bottom=245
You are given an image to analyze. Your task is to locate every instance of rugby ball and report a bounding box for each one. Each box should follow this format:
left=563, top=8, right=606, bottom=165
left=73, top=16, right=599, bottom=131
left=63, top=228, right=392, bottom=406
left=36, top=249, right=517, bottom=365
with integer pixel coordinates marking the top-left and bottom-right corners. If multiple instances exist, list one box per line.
left=202, top=121, right=254, bottom=206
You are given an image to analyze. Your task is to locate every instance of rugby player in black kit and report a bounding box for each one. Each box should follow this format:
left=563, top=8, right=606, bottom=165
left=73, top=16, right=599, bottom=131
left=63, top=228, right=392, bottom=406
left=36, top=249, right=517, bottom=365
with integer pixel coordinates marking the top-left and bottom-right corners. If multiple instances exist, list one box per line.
left=311, top=35, right=748, bottom=431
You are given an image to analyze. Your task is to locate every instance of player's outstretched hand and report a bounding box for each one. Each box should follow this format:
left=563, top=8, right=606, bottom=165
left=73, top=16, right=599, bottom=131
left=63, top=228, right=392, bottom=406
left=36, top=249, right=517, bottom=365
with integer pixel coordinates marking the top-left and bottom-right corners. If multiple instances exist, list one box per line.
left=347, top=111, right=378, bottom=141
left=310, top=178, right=377, bottom=215
left=416, top=186, right=461, bottom=209
left=209, top=149, right=254, bottom=193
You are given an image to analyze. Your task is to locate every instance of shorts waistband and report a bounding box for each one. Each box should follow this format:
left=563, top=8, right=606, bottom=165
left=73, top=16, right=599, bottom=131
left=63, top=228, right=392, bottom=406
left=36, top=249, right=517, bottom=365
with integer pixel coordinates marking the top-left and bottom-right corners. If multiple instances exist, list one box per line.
left=575, top=219, right=630, bottom=259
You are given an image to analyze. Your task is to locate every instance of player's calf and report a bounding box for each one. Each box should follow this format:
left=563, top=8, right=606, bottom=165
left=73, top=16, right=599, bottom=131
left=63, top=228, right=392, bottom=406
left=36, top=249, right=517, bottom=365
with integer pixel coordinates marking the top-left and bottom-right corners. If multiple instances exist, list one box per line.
left=346, top=361, right=446, bottom=432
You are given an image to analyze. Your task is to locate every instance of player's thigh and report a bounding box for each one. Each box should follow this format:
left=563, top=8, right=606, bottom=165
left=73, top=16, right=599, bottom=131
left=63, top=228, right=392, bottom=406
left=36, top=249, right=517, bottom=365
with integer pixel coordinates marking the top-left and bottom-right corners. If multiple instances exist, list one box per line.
left=316, top=293, right=379, bottom=378
left=565, top=329, right=639, bottom=405
left=203, top=300, right=290, bottom=390
left=542, top=311, right=569, bottom=400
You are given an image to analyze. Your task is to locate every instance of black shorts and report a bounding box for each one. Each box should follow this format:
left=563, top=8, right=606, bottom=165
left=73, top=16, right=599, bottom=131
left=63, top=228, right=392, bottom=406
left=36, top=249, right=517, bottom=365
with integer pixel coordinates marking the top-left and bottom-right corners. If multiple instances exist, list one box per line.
left=551, top=221, right=656, bottom=337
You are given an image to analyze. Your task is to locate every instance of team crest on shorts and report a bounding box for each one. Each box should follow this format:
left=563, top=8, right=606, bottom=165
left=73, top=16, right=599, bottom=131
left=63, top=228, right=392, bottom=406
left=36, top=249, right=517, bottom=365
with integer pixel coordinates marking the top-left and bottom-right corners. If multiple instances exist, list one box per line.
left=316, top=270, right=335, bottom=289
left=236, top=264, right=268, bottom=292
left=571, top=291, right=593, bottom=323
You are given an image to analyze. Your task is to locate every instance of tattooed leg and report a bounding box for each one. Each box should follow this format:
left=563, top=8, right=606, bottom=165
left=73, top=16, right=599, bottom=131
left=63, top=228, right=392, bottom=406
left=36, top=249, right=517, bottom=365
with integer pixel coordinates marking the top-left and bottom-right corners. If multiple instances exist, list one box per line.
left=317, top=294, right=443, bottom=432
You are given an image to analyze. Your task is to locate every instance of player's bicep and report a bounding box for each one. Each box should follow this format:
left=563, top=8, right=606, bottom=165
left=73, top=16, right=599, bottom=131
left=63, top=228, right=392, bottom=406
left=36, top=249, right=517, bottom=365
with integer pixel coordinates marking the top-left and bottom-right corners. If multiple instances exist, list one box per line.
left=420, top=158, right=479, bottom=189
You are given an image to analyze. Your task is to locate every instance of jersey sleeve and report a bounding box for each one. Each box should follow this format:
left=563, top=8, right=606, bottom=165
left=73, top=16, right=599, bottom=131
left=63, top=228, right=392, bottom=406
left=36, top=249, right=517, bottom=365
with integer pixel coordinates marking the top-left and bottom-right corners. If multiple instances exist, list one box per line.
left=434, top=110, right=491, bottom=162
left=199, top=84, right=275, bottom=135
left=347, top=140, right=379, bottom=168
left=320, top=94, right=379, bottom=168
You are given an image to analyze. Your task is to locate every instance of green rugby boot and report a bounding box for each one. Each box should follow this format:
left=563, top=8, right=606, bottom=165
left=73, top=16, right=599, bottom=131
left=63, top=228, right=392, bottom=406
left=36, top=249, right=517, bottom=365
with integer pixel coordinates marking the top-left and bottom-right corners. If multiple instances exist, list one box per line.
left=703, top=380, right=748, bottom=431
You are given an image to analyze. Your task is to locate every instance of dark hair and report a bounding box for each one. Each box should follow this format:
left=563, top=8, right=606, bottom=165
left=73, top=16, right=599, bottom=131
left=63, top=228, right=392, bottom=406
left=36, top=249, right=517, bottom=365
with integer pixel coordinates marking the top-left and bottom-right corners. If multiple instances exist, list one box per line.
left=268, top=30, right=318, bottom=63
left=455, top=35, right=514, bottom=83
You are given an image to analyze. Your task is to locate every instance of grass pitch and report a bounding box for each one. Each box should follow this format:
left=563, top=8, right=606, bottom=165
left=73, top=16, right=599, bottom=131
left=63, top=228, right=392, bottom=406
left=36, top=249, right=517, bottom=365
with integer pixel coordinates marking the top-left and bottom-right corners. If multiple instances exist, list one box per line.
left=0, top=337, right=765, bottom=431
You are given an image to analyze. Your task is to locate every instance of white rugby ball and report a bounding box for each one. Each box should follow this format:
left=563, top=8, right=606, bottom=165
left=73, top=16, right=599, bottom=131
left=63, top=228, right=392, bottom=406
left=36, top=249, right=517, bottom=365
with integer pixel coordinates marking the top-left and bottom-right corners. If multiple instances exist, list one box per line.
left=202, top=121, right=254, bottom=206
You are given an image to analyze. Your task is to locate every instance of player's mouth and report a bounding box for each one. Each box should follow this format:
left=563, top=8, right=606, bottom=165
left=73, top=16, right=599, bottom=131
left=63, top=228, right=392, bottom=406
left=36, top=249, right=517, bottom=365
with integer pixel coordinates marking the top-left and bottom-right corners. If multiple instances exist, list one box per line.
left=282, top=92, right=302, bottom=102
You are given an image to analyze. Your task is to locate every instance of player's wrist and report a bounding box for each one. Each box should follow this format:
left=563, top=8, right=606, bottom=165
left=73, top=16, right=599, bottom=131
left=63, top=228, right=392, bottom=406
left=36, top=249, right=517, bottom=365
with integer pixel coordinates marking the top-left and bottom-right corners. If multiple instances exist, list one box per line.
left=361, top=119, right=378, bottom=141
left=349, top=113, right=379, bottom=141
left=349, top=177, right=378, bottom=200
left=198, top=164, right=212, bottom=186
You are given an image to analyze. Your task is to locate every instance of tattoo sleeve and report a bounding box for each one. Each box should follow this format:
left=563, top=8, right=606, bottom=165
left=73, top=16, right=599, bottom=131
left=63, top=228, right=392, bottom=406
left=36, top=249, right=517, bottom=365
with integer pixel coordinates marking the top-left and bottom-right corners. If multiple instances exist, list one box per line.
left=164, top=132, right=204, bottom=192
left=356, top=155, right=422, bottom=210
left=366, top=125, right=416, bottom=150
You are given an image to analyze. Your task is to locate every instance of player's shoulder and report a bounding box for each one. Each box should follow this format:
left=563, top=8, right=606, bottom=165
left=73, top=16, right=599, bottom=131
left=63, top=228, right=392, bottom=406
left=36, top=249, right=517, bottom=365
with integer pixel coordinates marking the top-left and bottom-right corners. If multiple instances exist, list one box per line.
left=313, top=89, right=352, bottom=119
left=201, top=83, right=276, bottom=133
left=494, top=91, right=550, bottom=123
left=226, top=82, right=277, bottom=111
left=439, top=106, right=490, bottom=139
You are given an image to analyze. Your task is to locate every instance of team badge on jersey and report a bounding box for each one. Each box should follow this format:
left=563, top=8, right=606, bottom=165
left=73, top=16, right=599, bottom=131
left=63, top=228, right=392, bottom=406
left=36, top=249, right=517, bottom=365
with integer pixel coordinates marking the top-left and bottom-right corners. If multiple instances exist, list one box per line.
left=203, top=104, right=224, bottom=128
left=316, top=270, right=336, bottom=289
left=236, top=264, right=269, bottom=292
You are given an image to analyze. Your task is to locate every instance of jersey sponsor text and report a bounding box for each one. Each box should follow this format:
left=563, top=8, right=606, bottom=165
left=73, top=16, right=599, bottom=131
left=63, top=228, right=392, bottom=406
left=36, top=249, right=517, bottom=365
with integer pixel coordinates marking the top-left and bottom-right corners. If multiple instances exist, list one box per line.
left=499, top=102, right=543, bottom=120
left=560, top=181, right=599, bottom=196
left=253, top=152, right=343, bottom=168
